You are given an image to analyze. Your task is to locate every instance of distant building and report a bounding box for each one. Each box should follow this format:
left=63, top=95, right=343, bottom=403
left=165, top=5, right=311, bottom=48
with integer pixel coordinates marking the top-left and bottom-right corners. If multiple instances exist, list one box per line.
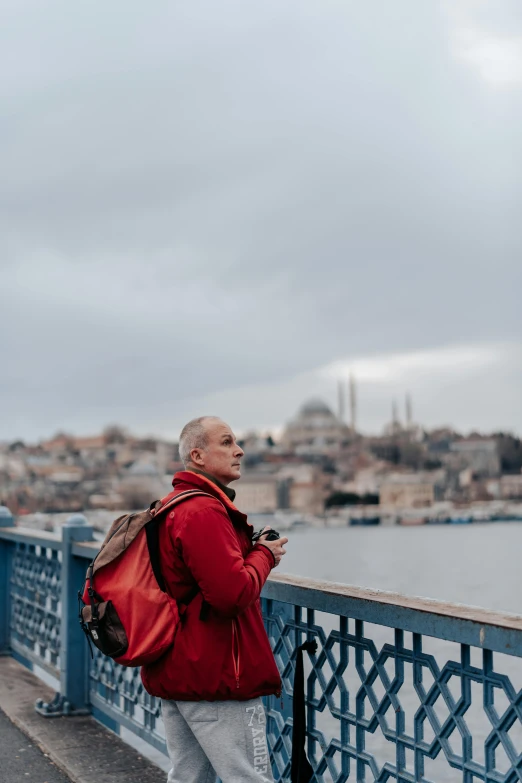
left=380, top=474, right=436, bottom=509
left=449, top=439, right=500, bottom=477
left=48, top=466, right=84, bottom=485
left=118, top=460, right=170, bottom=507
left=288, top=481, right=324, bottom=516
left=41, top=434, right=108, bottom=454
left=235, top=464, right=327, bottom=515
left=278, top=464, right=327, bottom=515
left=281, top=399, right=351, bottom=453
left=342, top=465, right=387, bottom=496
left=89, top=493, right=125, bottom=510
left=500, top=473, right=522, bottom=500
left=234, top=474, right=279, bottom=514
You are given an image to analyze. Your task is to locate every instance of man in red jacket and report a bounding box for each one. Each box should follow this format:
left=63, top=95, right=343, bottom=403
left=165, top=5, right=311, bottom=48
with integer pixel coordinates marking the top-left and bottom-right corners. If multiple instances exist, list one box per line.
left=141, top=416, right=288, bottom=783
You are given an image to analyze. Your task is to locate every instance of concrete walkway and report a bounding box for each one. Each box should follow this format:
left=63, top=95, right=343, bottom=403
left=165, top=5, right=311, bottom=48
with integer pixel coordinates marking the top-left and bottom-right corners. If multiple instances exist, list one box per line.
left=0, top=656, right=166, bottom=783
left=0, top=705, right=72, bottom=783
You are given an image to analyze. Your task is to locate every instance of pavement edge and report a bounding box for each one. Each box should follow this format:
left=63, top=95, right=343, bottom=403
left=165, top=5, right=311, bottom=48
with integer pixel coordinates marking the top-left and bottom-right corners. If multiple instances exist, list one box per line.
left=0, top=655, right=166, bottom=783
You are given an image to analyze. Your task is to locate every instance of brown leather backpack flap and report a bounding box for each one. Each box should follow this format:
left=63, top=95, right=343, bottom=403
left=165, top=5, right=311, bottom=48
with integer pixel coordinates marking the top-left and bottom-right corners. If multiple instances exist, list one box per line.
left=92, top=509, right=154, bottom=573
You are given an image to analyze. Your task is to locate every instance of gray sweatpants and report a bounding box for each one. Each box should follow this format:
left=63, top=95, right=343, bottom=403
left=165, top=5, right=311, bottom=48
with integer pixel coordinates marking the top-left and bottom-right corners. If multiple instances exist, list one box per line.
left=161, top=697, right=275, bottom=783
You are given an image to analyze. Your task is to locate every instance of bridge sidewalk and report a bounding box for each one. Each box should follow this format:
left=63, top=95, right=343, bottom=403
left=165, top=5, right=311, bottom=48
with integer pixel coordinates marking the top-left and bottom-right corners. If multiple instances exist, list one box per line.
left=0, top=656, right=166, bottom=783
left=0, top=705, right=73, bottom=783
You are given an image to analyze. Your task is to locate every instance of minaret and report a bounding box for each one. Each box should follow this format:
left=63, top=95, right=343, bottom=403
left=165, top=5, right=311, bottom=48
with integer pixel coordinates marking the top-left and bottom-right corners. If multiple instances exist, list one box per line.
left=392, top=399, right=399, bottom=429
left=406, top=393, right=413, bottom=429
left=337, top=380, right=345, bottom=423
left=349, top=374, right=357, bottom=433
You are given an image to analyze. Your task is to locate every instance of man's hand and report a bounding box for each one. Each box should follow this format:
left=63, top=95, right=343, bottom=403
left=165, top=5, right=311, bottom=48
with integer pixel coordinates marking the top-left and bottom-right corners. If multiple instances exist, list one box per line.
left=257, top=526, right=288, bottom=568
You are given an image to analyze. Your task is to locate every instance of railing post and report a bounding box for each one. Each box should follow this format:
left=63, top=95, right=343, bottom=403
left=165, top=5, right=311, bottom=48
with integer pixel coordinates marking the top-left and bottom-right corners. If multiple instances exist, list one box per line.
left=61, top=514, right=94, bottom=712
left=36, top=513, right=94, bottom=716
left=0, top=506, right=15, bottom=655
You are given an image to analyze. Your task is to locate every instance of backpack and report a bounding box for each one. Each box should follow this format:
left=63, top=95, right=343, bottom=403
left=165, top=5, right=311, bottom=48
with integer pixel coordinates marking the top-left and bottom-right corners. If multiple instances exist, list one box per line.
left=78, top=489, right=214, bottom=667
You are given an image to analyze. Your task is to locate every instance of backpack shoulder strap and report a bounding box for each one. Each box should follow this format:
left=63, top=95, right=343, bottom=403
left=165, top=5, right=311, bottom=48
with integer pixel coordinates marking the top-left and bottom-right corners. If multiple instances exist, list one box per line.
left=146, top=490, right=225, bottom=593
left=154, top=489, right=223, bottom=517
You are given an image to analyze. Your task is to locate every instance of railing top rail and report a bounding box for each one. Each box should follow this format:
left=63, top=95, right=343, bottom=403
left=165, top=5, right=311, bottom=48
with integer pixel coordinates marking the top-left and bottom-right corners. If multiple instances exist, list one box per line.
left=264, top=573, right=522, bottom=656
left=0, top=526, right=61, bottom=550
left=72, top=540, right=102, bottom=559
left=267, top=572, right=522, bottom=631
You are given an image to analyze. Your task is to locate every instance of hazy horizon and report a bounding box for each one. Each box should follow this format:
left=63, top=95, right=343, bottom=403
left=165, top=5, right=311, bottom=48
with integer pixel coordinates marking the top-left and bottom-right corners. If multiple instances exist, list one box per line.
left=2, top=1, right=520, bottom=442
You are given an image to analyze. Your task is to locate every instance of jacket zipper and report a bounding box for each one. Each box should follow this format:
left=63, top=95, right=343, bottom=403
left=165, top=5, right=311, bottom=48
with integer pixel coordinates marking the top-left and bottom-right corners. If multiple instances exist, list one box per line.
left=231, top=619, right=240, bottom=689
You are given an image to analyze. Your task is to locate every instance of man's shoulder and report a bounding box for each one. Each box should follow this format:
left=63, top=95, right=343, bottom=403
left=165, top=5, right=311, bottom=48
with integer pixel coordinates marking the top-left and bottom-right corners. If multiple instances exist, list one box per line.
left=168, top=491, right=228, bottom=523
left=179, top=492, right=227, bottom=512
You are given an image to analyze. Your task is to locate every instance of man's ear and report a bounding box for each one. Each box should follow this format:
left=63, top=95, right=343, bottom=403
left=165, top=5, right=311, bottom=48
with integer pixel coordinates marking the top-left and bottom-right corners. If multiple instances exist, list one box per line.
left=190, top=448, right=204, bottom=468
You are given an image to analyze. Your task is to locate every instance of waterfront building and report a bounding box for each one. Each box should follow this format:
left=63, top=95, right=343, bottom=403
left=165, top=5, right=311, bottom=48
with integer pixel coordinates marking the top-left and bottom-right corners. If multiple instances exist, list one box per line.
left=277, top=463, right=327, bottom=515
left=233, top=473, right=279, bottom=513
left=379, top=472, right=437, bottom=509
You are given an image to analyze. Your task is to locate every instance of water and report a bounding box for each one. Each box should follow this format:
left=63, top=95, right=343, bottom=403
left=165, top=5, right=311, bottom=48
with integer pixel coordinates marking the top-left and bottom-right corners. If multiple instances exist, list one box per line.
left=277, top=523, right=522, bottom=781
left=281, top=522, right=522, bottom=613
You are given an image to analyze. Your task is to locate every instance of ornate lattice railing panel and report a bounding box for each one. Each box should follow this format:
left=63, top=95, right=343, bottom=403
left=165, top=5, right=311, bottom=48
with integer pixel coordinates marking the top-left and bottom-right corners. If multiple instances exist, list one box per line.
left=89, top=649, right=166, bottom=752
left=4, top=522, right=522, bottom=782
left=9, top=541, right=61, bottom=672
left=262, top=598, right=522, bottom=783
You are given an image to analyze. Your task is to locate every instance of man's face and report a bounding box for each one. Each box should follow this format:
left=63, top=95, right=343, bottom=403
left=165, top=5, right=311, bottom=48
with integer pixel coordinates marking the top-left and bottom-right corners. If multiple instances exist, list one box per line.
left=195, top=419, right=244, bottom=485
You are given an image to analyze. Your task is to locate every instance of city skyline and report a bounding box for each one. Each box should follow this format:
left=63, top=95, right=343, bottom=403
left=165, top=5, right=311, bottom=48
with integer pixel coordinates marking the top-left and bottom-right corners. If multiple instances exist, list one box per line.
left=3, top=342, right=520, bottom=445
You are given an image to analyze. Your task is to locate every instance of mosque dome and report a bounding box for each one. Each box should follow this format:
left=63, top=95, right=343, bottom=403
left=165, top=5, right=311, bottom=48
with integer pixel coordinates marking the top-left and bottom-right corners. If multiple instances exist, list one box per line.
left=282, top=398, right=350, bottom=451
left=299, top=399, right=335, bottom=417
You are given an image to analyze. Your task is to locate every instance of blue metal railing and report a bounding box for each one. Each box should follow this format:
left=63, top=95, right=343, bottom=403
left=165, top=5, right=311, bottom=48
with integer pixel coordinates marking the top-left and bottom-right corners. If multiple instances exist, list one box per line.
left=2, top=506, right=522, bottom=782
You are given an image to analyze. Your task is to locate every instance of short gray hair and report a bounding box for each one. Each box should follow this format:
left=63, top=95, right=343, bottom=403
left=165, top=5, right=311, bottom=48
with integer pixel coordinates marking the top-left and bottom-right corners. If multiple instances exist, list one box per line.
left=178, top=416, right=219, bottom=467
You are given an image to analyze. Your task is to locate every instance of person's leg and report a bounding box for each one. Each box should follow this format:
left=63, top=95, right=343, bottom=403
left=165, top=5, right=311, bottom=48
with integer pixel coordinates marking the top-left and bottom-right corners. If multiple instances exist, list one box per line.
left=161, top=699, right=217, bottom=783
left=176, top=698, right=274, bottom=783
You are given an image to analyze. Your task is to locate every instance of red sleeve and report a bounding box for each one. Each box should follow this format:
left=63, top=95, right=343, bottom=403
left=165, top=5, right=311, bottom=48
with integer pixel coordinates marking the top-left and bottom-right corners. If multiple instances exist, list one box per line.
left=178, top=500, right=274, bottom=616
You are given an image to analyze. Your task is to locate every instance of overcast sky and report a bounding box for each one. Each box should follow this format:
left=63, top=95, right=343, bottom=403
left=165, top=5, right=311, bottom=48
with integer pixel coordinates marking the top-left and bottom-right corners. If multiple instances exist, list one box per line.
left=1, top=0, right=521, bottom=443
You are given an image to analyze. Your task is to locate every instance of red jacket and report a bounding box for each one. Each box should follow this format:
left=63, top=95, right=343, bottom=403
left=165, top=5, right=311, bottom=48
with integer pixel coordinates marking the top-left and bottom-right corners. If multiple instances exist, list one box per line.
left=141, top=471, right=281, bottom=701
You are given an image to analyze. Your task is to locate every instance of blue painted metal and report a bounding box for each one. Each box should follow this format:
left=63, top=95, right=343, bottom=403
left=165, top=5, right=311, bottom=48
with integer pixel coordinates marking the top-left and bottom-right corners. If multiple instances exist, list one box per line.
left=263, top=599, right=295, bottom=780
left=0, top=506, right=14, bottom=526
left=262, top=578, right=522, bottom=659
left=35, top=692, right=82, bottom=717
left=71, top=540, right=102, bottom=560
left=261, top=598, right=522, bottom=783
left=3, top=522, right=522, bottom=780
left=0, top=527, right=62, bottom=550
left=89, top=651, right=167, bottom=753
left=10, top=646, right=35, bottom=672
left=0, top=506, right=15, bottom=654
left=9, top=533, right=62, bottom=673
left=58, top=514, right=93, bottom=715
left=90, top=703, right=121, bottom=735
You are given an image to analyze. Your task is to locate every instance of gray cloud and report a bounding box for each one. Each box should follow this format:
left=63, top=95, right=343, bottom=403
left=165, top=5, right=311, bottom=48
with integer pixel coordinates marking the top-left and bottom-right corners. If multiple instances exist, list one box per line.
left=1, top=0, right=521, bottom=440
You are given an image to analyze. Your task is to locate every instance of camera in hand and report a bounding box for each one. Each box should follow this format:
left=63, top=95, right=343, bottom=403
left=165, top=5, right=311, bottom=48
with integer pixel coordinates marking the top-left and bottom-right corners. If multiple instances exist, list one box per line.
left=252, top=528, right=280, bottom=543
